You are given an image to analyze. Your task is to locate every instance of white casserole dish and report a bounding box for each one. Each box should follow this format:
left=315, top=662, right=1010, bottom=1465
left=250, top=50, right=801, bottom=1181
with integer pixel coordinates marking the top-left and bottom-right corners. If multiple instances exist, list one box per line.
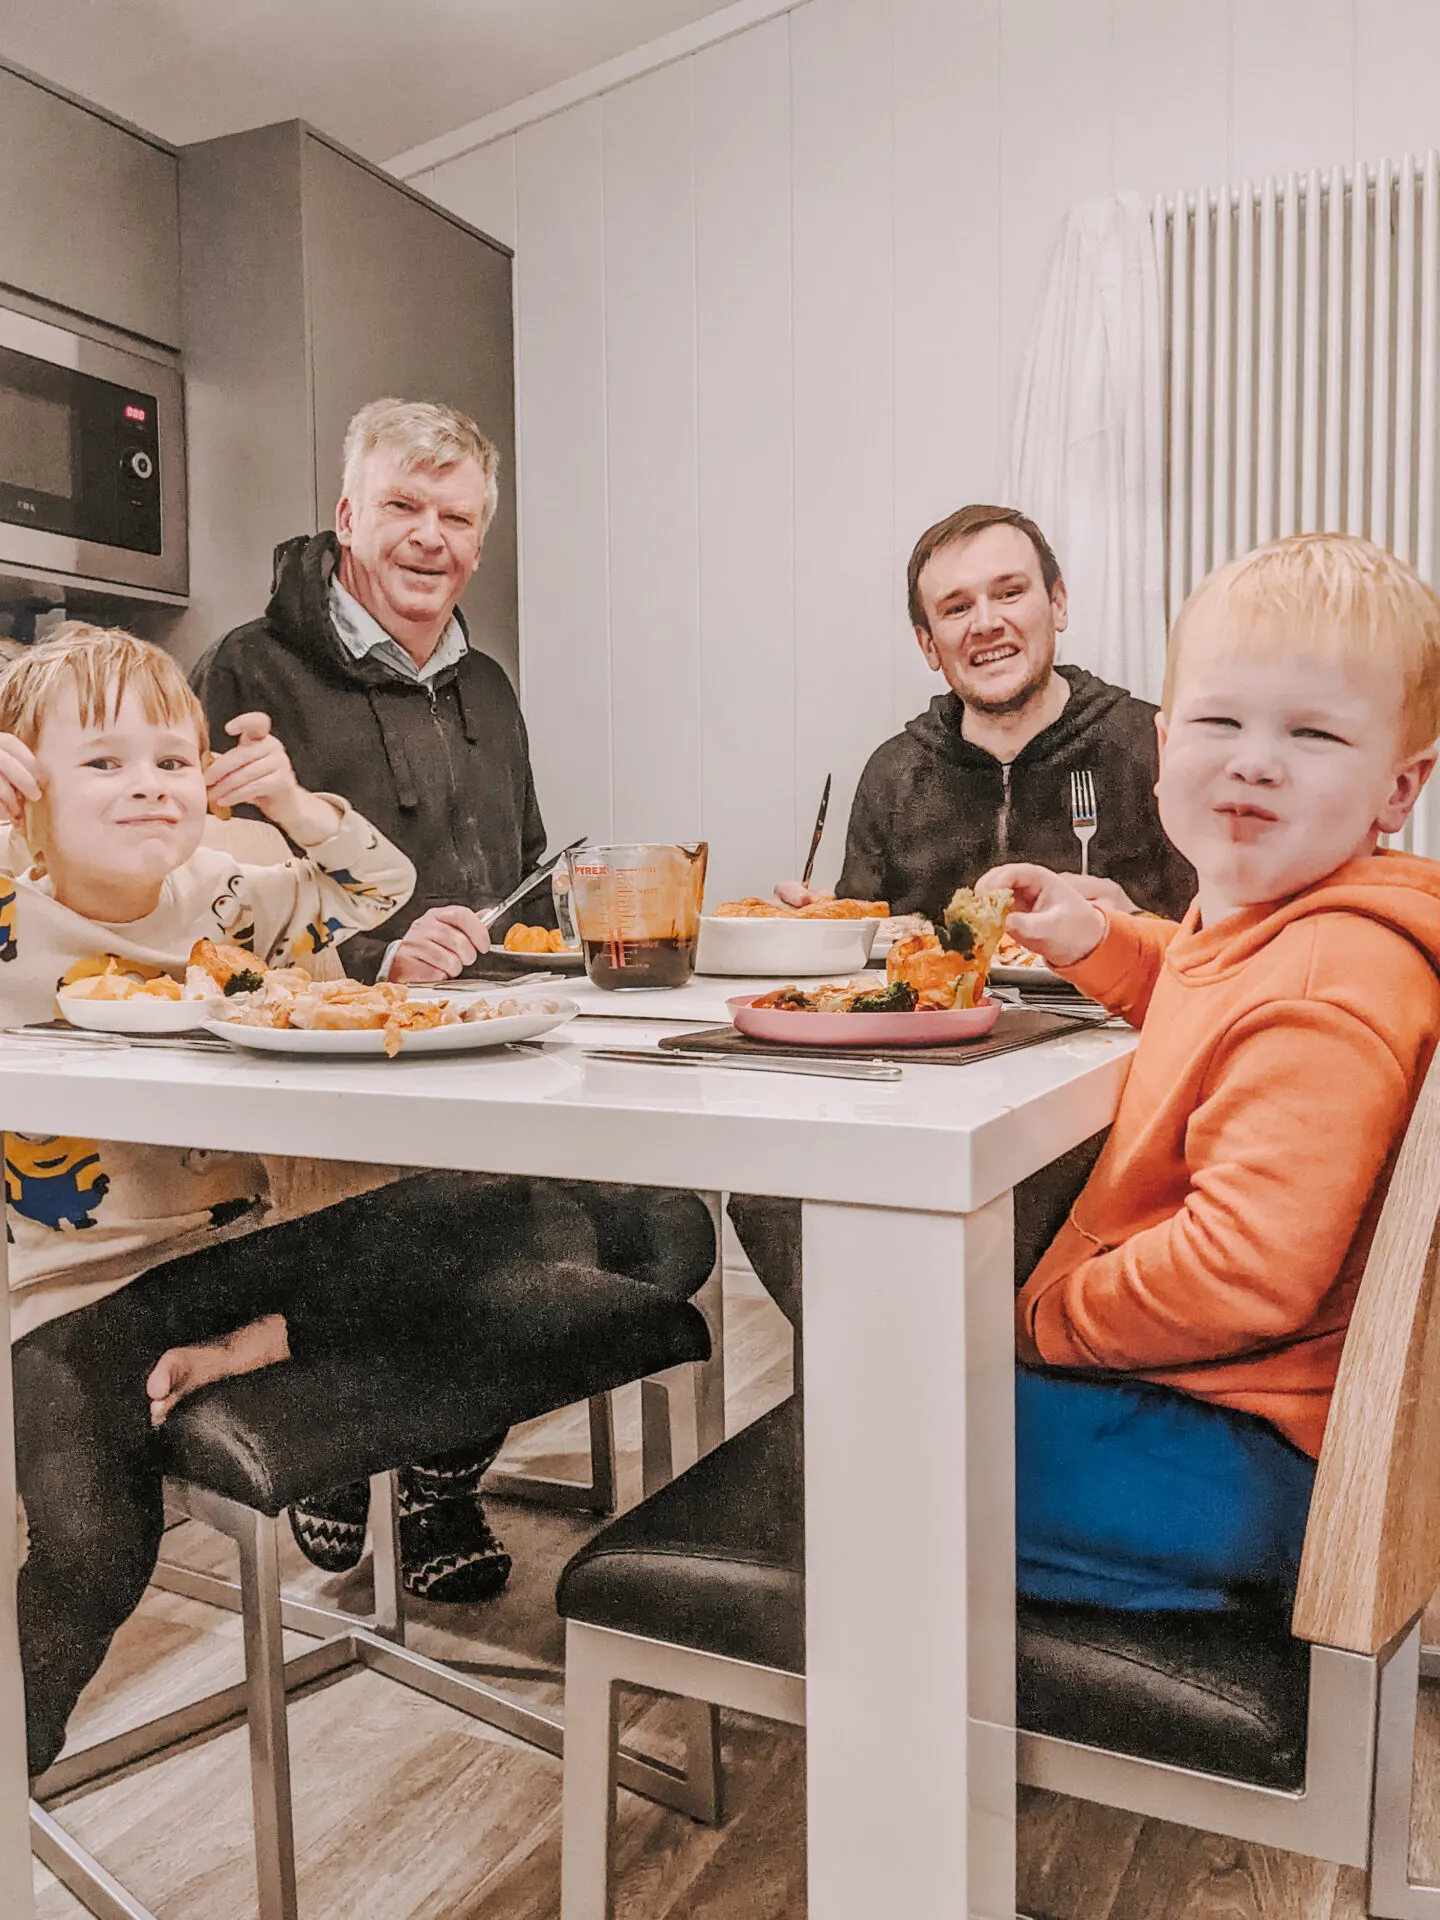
left=695, top=913, right=880, bottom=978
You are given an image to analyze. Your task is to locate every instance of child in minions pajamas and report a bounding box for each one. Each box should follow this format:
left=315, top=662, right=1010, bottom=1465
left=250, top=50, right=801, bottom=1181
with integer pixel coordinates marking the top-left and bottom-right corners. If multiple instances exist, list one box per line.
left=0, top=624, right=559, bottom=1776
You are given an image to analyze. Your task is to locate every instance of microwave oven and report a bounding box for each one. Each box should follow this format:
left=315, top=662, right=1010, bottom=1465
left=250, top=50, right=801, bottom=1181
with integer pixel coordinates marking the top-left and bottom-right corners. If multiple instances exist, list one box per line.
left=0, top=302, right=186, bottom=600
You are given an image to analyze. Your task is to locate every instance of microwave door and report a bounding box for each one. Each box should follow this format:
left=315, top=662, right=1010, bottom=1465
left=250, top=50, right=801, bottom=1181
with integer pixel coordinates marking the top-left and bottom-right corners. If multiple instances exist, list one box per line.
left=0, top=347, right=81, bottom=541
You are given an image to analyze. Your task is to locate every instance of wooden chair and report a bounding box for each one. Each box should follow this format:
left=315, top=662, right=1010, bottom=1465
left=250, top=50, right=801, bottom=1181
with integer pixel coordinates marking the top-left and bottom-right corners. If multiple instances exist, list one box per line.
left=557, top=1048, right=1440, bottom=1919
left=1017, top=1044, right=1440, bottom=1916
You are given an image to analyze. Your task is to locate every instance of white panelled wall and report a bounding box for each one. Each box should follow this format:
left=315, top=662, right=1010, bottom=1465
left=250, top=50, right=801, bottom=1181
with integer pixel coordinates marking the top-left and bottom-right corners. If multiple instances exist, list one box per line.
left=401, top=0, right=1440, bottom=904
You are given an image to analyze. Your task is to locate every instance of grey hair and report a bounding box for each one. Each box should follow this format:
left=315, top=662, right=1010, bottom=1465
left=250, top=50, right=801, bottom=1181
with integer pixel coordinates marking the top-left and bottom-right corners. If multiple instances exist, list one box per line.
left=340, top=397, right=501, bottom=534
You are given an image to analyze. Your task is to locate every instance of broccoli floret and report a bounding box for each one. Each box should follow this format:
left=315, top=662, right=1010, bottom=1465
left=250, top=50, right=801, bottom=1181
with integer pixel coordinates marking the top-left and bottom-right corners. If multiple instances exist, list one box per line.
left=849, top=980, right=918, bottom=1013
left=223, top=969, right=266, bottom=996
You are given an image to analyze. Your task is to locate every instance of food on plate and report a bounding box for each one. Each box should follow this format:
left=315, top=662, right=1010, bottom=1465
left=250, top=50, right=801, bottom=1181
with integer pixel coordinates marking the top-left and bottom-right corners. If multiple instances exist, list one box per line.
left=795, top=897, right=889, bottom=920
left=996, top=932, right=1047, bottom=970
left=58, top=966, right=183, bottom=1003
left=188, top=938, right=267, bottom=996
left=884, top=887, right=1013, bottom=1010
left=713, top=896, right=890, bottom=920
left=750, top=978, right=919, bottom=1014
left=503, top=923, right=575, bottom=953
left=210, top=958, right=563, bottom=1057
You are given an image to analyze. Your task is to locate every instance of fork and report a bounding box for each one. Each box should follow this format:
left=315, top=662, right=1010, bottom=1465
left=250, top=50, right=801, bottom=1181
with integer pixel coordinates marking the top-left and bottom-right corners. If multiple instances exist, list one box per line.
left=1069, top=769, right=1098, bottom=876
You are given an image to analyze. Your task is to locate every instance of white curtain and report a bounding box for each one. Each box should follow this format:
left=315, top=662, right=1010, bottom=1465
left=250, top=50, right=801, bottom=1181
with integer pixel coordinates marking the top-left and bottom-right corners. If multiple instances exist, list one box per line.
left=1006, top=192, right=1168, bottom=703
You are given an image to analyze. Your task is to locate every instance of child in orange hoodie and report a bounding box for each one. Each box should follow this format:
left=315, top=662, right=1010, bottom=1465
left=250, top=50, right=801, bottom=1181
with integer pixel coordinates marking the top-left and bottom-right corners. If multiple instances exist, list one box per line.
left=983, top=533, right=1440, bottom=1609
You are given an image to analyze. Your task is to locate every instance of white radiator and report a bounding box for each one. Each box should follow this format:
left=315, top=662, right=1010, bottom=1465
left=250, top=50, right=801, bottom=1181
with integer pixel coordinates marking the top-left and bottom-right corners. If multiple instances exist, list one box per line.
left=1157, top=156, right=1440, bottom=850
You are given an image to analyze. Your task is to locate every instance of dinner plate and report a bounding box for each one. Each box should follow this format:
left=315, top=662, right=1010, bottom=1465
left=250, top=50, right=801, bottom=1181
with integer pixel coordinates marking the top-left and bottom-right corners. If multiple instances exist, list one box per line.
left=59, top=995, right=212, bottom=1035
left=498, top=948, right=585, bottom=972
left=728, top=992, right=1002, bottom=1048
left=991, top=962, right=1074, bottom=992
left=205, top=1001, right=577, bottom=1056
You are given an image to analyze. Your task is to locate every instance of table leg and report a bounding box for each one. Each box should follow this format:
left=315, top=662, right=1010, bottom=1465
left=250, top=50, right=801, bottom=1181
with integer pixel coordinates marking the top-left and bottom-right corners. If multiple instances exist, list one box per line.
left=0, top=1214, right=34, bottom=1915
left=802, top=1194, right=1016, bottom=1920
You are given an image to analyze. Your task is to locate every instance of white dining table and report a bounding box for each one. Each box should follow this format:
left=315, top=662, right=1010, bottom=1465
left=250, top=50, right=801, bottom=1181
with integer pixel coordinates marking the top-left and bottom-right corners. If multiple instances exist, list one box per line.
left=0, top=1008, right=1136, bottom=1919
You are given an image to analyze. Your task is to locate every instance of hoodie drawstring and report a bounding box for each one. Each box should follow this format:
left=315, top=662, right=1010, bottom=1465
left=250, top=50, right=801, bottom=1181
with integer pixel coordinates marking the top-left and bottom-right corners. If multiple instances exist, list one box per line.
left=365, top=687, right=420, bottom=812
left=453, top=671, right=480, bottom=746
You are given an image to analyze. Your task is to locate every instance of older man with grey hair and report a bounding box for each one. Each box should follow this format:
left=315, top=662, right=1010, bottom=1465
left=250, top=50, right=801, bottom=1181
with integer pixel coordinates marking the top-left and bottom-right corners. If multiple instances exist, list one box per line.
left=196, top=397, right=549, bottom=986
left=193, top=398, right=560, bottom=1601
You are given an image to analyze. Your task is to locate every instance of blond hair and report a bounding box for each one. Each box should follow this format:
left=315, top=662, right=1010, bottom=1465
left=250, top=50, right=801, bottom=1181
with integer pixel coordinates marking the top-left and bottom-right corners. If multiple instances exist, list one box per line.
left=340, top=397, right=501, bottom=534
left=1163, top=533, right=1440, bottom=756
left=0, top=623, right=207, bottom=754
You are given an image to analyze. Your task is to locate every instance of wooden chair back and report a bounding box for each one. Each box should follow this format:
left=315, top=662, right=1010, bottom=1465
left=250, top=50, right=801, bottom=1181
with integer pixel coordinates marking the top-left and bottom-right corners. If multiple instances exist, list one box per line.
left=1294, top=1046, right=1440, bottom=1653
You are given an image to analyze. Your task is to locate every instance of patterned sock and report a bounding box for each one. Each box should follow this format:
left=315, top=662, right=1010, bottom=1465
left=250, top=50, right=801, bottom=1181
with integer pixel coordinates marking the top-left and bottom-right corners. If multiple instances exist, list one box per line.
left=288, top=1478, right=370, bottom=1574
left=398, top=1435, right=512, bottom=1604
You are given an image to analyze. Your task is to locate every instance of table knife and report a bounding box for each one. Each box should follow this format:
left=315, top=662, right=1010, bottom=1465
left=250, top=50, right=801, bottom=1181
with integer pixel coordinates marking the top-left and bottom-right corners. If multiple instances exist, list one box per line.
left=478, top=835, right=588, bottom=929
left=800, top=775, right=832, bottom=889
left=582, top=1045, right=901, bottom=1082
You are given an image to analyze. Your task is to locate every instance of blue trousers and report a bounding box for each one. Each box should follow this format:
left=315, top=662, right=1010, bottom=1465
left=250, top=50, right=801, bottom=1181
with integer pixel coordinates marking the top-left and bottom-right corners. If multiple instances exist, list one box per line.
left=1016, top=1366, right=1317, bottom=1610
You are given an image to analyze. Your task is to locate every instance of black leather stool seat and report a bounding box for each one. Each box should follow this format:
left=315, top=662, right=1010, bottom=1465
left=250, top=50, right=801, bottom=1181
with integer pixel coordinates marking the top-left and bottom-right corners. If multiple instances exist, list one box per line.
left=160, top=1262, right=709, bottom=1514
left=558, top=1397, right=804, bottom=1674
left=1017, top=1597, right=1312, bottom=1791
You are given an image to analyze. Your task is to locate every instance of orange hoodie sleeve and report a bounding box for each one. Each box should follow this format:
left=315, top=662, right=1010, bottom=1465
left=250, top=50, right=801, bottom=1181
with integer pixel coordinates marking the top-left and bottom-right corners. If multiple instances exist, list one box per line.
left=1057, top=910, right=1179, bottom=1026
left=1017, top=994, right=1414, bottom=1372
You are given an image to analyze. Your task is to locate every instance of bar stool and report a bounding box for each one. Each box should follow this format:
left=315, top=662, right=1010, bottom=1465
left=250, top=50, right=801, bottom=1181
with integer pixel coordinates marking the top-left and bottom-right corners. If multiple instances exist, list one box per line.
left=32, top=1235, right=719, bottom=1919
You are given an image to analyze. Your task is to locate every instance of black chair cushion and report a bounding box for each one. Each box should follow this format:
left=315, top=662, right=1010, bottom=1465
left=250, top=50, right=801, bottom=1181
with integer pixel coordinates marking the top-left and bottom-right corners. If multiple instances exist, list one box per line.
left=1017, top=1596, right=1311, bottom=1791
left=160, top=1262, right=708, bottom=1514
left=557, top=1397, right=803, bottom=1674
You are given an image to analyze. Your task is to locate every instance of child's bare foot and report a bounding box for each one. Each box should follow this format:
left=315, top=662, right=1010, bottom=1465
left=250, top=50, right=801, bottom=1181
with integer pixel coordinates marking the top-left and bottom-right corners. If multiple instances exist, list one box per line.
left=147, top=1314, right=290, bottom=1427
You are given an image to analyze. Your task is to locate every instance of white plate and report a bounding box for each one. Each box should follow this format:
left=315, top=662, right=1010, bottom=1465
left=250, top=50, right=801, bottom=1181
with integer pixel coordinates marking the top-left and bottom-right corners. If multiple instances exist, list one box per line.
left=496, top=948, right=585, bottom=971
left=991, top=962, right=1071, bottom=992
left=59, top=995, right=212, bottom=1034
left=205, top=1001, right=577, bottom=1056
left=696, top=914, right=879, bottom=977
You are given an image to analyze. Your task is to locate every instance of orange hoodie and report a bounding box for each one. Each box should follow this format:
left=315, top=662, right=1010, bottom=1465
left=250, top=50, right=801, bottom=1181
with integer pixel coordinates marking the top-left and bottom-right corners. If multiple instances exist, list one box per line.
left=1016, top=852, right=1440, bottom=1457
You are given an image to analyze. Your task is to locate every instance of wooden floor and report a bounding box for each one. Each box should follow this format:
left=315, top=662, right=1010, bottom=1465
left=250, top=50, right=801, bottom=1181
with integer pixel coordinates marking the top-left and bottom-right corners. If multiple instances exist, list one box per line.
left=29, top=1265, right=1440, bottom=1919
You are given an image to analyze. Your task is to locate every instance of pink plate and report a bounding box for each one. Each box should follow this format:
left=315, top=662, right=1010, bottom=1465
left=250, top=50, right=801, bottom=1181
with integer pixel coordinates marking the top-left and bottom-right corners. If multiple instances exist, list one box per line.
left=728, top=992, right=1002, bottom=1048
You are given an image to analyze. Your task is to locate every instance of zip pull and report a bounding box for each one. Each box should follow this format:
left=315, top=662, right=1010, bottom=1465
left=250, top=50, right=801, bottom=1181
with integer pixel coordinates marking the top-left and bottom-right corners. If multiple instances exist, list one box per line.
left=997, top=763, right=1013, bottom=861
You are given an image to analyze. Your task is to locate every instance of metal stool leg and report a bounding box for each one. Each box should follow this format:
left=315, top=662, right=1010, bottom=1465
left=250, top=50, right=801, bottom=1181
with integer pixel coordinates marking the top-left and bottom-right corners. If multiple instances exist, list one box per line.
left=368, top=1471, right=404, bottom=1645
left=675, top=1698, right=722, bottom=1827
left=560, top=1622, right=622, bottom=1920
left=30, top=1800, right=159, bottom=1920
left=234, top=1508, right=298, bottom=1920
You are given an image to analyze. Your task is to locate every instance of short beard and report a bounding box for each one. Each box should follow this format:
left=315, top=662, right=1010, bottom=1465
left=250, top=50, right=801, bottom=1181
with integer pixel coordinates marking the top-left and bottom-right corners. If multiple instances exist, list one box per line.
left=958, top=662, right=1054, bottom=718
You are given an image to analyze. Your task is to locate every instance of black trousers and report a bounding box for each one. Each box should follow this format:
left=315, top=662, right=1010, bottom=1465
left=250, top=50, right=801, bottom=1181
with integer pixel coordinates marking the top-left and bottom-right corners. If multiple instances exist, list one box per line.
left=16, top=1169, right=709, bottom=1776
left=726, top=1128, right=1111, bottom=1341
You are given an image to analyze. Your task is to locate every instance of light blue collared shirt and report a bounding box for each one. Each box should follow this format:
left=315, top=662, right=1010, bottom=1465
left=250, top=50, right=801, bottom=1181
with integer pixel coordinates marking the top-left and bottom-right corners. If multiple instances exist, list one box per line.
left=328, top=576, right=468, bottom=684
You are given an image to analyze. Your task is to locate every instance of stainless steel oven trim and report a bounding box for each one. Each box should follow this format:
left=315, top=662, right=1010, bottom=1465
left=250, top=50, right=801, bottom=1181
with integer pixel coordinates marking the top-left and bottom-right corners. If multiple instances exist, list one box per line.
left=0, top=302, right=187, bottom=598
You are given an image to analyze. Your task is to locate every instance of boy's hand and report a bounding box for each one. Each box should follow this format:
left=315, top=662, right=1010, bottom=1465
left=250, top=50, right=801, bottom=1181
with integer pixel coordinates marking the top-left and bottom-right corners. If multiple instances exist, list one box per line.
left=0, top=732, right=41, bottom=829
left=978, top=863, right=1108, bottom=968
left=206, top=714, right=342, bottom=846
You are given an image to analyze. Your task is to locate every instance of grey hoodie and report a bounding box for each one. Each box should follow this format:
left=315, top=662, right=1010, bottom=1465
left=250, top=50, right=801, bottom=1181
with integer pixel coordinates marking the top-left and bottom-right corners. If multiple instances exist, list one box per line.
left=837, top=666, right=1196, bottom=920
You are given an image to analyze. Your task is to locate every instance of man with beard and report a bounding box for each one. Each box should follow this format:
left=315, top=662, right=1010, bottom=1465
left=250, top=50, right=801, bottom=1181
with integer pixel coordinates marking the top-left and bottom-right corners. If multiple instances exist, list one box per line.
left=778, top=504, right=1195, bottom=920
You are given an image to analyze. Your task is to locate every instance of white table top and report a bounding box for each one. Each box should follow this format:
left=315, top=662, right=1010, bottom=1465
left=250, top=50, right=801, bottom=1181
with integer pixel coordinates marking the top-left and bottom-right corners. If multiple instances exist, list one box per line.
left=0, top=1016, right=1135, bottom=1214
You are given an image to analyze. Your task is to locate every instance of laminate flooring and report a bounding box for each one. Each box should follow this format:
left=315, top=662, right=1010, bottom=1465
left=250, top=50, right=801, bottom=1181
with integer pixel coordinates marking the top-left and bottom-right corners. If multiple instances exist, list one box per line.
left=28, top=1266, right=1440, bottom=1920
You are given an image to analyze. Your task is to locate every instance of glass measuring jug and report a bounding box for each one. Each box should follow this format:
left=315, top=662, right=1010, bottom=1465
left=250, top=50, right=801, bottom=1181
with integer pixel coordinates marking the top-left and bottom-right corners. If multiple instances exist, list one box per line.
left=566, top=844, right=708, bottom=989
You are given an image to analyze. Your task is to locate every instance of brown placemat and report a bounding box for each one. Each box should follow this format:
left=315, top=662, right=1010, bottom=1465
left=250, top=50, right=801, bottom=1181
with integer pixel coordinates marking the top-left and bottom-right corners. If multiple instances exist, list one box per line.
left=657, top=1005, right=1097, bottom=1067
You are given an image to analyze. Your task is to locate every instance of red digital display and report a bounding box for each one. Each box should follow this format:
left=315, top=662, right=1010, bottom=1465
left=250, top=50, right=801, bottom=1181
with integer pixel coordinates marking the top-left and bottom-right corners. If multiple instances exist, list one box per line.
left=123, top=404, right=147, bottom=423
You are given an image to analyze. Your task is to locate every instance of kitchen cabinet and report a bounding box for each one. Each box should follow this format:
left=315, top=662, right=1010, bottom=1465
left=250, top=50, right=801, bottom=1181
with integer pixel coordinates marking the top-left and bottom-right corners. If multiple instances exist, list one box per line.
left=0, top=61, right=180, bottom=349
left=176, top=122, right=516, bottom=679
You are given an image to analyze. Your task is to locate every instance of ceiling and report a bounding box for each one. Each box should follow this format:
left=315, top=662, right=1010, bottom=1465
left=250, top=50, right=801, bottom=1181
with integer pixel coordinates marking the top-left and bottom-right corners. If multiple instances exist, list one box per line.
left=0, top=0, right=740, bottom=163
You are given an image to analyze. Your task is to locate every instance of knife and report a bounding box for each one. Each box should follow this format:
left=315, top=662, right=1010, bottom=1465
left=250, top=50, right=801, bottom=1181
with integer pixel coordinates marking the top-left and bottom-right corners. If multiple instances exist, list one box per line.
left=582, top=1046, right=901, bottom=1082
left=800, top=775, right=831, bottom=889
left=478, top=835, right=588, bottom=929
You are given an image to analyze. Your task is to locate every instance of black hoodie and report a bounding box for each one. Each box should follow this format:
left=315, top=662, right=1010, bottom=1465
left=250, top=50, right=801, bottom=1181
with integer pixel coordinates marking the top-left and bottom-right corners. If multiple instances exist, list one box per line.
left=837, top=666, right=1196, bottom=920
left=192, top=532, right=550, bottom=981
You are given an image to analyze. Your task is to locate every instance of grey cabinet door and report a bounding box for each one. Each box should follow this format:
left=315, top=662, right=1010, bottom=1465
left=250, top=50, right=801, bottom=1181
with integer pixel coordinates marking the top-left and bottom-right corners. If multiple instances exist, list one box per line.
left=302, top=138, right=518, bottom=686
left=0, top=67, right=180, bottom=346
